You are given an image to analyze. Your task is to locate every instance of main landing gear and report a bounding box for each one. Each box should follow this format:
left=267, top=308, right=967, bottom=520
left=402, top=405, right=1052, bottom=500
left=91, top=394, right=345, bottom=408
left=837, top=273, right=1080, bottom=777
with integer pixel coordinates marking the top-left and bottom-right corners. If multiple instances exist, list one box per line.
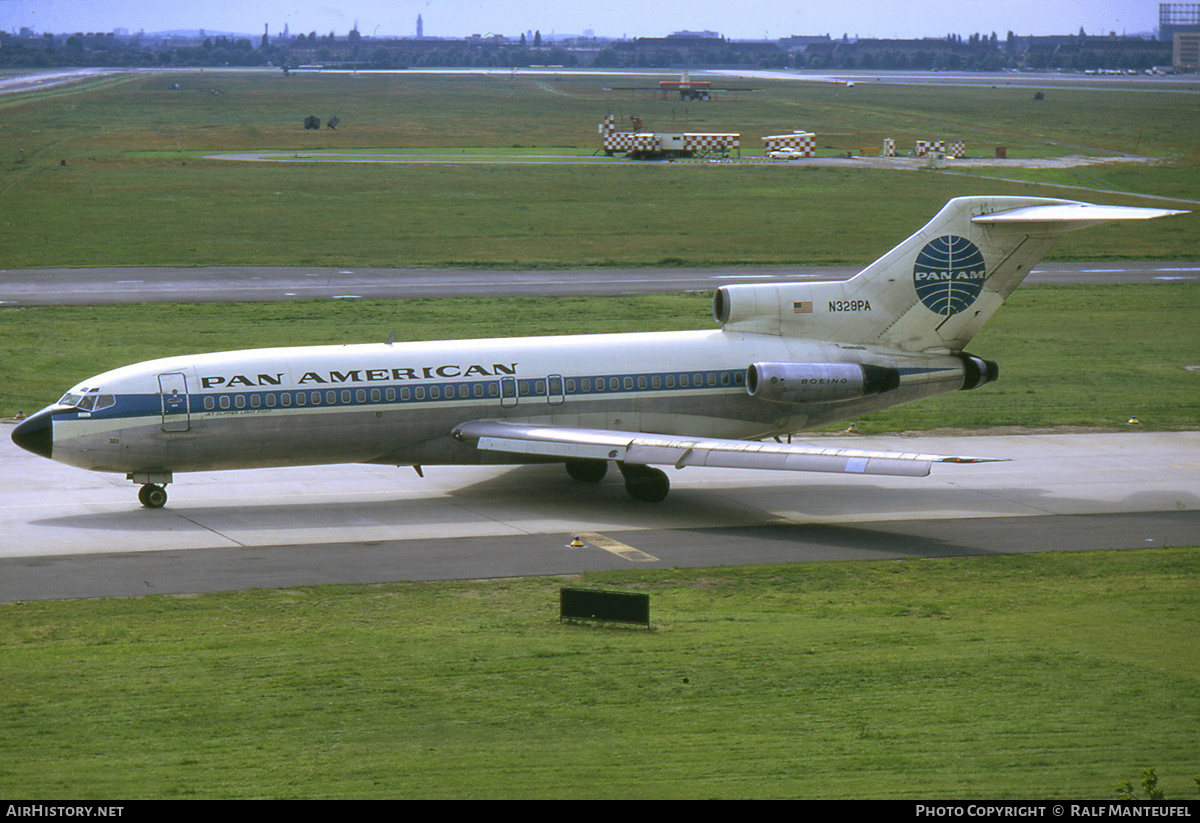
left=618, top=463, right=670, bottom=503
left=565, top=459, right=608, bottom=484
left=563, top=460, right=671, bottom=502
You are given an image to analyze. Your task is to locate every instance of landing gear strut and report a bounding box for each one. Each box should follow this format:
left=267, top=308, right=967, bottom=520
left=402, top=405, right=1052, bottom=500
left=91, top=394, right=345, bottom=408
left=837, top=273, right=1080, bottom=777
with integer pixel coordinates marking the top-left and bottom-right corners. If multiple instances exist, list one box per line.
left=138, top=484, right=168, bottom=509
left=617, top=462, right=670, bottom=503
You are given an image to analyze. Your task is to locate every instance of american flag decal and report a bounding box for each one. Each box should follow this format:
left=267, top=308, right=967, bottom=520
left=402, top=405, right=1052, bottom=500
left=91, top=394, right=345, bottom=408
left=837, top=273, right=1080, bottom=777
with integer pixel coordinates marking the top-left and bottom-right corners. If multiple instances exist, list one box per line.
left=793, top=301, right=813, bottom=313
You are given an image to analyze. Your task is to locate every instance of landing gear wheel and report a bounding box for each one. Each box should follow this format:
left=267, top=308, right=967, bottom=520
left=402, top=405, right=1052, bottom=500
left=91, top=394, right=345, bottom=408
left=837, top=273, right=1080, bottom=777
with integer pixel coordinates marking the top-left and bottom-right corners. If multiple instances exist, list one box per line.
left=618, top=464, right=670, bottom=503
left=138, top=484, right=168, bottom=509
left=565, top=460, right=608, bottom=483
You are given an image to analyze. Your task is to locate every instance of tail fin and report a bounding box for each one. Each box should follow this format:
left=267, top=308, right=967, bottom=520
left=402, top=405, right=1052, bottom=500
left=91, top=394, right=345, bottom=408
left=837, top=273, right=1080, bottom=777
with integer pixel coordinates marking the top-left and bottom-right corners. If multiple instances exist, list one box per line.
left=715, top=196, right=1186, bottom=352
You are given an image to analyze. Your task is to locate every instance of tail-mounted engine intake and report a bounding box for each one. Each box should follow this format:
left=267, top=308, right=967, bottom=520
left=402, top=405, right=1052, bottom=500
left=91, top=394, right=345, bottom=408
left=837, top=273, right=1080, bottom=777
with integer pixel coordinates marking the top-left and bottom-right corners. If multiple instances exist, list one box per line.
left=746, top=362, right=901, bottom=404
left=956, top=352, right=999, bottom=391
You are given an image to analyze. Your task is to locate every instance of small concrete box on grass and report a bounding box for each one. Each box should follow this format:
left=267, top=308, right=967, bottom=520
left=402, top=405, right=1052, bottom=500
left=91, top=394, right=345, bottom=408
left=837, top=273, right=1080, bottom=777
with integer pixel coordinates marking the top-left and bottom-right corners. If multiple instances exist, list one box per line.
left=560, top=587, right=650, bottom=627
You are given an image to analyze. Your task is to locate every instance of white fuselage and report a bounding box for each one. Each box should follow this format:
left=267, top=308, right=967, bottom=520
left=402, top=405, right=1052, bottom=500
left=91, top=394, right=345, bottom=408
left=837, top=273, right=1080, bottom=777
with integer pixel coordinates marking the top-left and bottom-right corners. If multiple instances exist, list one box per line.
left=38, top=328, right=967, bottom=476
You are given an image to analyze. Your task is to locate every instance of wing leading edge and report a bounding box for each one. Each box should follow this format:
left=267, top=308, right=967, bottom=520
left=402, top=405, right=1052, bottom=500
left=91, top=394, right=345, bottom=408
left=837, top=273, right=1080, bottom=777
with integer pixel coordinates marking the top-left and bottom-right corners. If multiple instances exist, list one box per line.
left=451, top=420, right=1005, bottom=479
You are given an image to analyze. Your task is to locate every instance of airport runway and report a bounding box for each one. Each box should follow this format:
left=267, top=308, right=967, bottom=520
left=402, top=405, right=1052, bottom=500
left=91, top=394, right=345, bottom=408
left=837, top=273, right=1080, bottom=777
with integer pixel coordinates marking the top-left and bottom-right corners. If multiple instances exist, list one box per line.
left=2, top=261, right=1197, bottom=305
left=1, top=428, right=1197, bottom=601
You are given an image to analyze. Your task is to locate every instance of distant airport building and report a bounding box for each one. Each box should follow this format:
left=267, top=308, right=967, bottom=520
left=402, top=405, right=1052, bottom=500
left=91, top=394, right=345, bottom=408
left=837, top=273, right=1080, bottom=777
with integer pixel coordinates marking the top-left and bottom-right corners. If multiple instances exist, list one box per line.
left=1174, top=31, right=1200, bottom=68
left=1161, top=3, right=1200, bottom=69
left=1159, top=3, right=1200, bottom=39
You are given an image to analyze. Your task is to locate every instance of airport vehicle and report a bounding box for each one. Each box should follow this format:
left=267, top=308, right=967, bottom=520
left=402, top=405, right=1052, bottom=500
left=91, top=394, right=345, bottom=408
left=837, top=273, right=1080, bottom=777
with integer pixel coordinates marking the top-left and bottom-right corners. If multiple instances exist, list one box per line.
left=598, top=114, right=740, bottom=159
left=11, top=196, right=1184, bottom=507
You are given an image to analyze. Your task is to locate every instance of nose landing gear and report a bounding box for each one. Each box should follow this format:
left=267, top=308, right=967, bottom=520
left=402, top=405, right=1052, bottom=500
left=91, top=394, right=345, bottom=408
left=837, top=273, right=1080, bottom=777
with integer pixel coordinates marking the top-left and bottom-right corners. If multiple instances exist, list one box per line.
left=128, top=472, right=173, bottom=509
left=137, top=484, right=168, bottom=509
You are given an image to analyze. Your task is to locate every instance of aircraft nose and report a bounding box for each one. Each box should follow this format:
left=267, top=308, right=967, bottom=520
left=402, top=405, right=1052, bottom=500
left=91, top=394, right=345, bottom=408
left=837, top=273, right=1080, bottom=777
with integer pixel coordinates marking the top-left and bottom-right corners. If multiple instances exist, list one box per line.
left=11, top=408, right=54, bottom=459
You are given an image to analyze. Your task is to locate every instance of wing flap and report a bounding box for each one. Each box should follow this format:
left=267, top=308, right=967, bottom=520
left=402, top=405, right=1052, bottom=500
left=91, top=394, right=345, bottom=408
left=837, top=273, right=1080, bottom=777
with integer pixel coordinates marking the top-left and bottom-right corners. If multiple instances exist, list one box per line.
left=623, top=442, right=932, bottom=476
left=454, top=421, right=1003, bottom=479
left=478, top=435, right=625, bottom=462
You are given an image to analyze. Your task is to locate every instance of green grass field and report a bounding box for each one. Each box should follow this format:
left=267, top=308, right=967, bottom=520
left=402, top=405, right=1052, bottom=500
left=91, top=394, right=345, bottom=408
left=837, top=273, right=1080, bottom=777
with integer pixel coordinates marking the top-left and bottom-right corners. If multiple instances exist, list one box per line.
left=0, top=70, right=1197, bottom=800
left=0, top=72, right=1196, bottom=269
left=3, top=549, right=1198, bottom=799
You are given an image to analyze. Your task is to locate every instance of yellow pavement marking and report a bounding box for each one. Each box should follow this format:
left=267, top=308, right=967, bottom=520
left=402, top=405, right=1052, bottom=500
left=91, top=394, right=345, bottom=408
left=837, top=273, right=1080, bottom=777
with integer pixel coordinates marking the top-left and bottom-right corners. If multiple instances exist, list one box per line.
left=576, top=532, right=659, bottom=562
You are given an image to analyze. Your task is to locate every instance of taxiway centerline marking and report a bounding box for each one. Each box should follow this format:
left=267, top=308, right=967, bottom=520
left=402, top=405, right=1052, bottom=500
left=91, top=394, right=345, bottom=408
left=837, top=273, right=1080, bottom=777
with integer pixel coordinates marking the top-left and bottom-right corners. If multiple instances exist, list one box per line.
left=576, top=532, right=659, bottom=562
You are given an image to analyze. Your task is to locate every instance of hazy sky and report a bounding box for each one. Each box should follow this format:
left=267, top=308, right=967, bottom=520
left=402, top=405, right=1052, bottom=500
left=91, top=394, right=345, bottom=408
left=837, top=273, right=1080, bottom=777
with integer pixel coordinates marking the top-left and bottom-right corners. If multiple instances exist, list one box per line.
left=0, top=0, right=1163, bottom=40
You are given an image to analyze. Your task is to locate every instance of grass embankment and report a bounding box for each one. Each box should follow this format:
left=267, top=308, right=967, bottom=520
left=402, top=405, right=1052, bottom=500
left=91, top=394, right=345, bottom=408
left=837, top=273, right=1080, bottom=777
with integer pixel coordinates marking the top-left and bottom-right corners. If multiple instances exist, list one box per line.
left=2, top=548, right=1198, bottom=799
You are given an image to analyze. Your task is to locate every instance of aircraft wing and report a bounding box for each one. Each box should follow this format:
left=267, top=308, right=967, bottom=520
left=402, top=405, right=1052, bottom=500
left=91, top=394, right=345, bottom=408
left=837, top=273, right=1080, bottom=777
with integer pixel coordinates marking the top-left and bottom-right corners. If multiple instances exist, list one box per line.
left=451, top=420, right=1005, bottom=479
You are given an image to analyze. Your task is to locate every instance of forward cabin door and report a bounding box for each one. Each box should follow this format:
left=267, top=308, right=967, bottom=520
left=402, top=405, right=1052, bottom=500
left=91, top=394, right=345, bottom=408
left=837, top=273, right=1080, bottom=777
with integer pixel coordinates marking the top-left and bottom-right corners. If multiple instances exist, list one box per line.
left=158, top=372, right=191, bottom=432
left=500, top=376, right=518, bottom=408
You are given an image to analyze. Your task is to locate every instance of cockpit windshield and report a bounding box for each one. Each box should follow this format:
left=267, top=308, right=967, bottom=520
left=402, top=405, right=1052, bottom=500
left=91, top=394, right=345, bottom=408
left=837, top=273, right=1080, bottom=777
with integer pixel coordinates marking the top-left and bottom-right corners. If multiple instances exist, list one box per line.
left=57, top=388, right=115, bottom=412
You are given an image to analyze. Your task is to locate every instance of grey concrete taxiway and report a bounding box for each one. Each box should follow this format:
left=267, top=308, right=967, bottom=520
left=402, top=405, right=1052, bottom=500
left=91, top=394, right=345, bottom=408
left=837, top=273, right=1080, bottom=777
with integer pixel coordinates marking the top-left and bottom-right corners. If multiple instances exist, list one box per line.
left=2, top=261, right=1198, bottom=305
left=1, top=427, right=1197, bottom=601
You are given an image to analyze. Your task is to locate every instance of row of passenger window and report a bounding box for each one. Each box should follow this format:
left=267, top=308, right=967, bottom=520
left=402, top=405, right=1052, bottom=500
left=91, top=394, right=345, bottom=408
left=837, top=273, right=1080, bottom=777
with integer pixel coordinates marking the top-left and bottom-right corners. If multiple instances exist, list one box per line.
left=202, top=382, right=497, bottom=411
left=198, top=371, right=746, bottom=412
left=574, top=371, right=743, bottom=392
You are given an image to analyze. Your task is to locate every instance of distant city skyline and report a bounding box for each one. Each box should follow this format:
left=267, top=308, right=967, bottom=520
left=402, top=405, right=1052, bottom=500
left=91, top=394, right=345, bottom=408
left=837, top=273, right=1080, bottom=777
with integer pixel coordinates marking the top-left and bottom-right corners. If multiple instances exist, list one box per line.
left=0, top=0, right=1165, bottom=40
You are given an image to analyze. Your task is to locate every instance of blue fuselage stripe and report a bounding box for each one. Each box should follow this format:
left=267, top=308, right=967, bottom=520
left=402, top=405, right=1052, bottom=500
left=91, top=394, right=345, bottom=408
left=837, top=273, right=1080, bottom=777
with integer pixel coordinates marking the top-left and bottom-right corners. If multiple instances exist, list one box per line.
left=64, top=367, right=752, bottom=422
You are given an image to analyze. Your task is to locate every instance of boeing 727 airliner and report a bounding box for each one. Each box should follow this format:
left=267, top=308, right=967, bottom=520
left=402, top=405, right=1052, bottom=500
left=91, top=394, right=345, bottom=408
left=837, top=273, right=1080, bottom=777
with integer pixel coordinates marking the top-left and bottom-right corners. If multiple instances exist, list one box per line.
left=11, top=196, right=1185, bottom=507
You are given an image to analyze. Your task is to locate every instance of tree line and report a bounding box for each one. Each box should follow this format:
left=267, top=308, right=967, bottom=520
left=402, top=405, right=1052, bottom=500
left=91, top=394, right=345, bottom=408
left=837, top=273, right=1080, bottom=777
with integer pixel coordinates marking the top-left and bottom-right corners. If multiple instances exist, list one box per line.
left=0, top=30, right=1171, bottom=72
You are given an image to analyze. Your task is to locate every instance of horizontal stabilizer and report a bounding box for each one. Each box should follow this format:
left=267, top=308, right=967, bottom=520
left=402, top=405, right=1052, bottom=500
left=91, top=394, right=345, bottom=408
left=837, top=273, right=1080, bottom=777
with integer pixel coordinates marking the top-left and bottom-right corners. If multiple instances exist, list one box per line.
left=973, top=202, right=1188, bottom=230
left=453, top=421, right=1005, bottom=479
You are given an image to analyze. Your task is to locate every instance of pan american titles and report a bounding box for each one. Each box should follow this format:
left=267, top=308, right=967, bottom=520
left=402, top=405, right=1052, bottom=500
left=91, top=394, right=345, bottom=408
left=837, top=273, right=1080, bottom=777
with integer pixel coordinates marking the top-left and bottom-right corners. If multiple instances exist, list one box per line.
left=200, top=362, right=520, bottom=389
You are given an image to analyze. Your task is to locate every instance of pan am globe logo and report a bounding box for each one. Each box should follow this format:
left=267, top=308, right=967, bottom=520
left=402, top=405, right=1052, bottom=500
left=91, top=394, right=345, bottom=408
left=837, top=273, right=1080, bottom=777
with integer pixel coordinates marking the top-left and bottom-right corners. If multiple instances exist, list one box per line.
left=912, top=235, right=988, bottom=316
